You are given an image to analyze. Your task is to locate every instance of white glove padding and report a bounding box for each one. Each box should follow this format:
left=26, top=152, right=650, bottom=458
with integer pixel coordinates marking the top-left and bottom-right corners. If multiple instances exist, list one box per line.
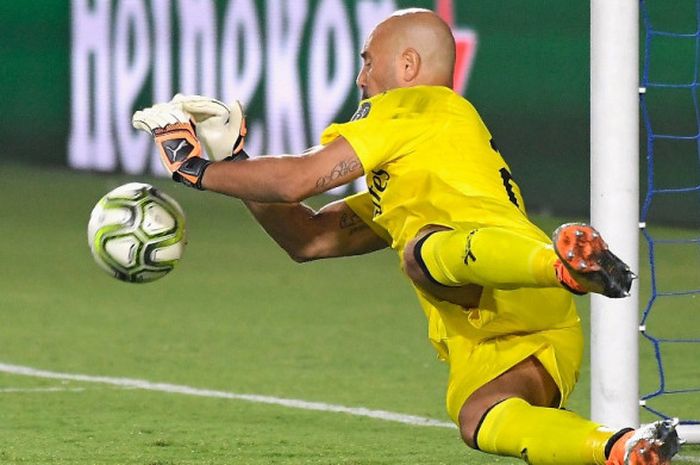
left=132, top=103, right=192, bottom=131
left=170, top=94, right=247, bottom=161
left=132, top=103, right=209, bottom=189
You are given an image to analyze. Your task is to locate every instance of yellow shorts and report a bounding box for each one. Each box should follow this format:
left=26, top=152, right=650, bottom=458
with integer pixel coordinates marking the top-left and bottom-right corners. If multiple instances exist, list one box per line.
left=444, top=322, right=584, bottom=424
left=415, top=284, right=584, bottom=425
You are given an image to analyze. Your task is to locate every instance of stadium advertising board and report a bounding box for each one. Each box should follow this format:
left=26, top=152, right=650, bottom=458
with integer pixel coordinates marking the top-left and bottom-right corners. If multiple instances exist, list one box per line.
left=68, top=0, right=476, bottom=195
left=0, top=1, right=597, bottom=214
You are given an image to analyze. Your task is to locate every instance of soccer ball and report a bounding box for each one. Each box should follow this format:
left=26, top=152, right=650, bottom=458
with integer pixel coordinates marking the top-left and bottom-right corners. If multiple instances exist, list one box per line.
left=87, top=182, right=186, bottom=283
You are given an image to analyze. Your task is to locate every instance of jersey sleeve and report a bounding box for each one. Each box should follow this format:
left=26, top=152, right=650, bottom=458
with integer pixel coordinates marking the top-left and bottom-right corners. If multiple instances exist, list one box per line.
left=320, top=95, right=425, bottom=172
left=342, top=191, right=392, bottom=244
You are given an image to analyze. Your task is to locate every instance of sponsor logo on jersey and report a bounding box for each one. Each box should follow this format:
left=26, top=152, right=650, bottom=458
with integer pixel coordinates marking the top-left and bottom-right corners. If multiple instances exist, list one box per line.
left=368, top=169, right=390, bottom=216
left=350, top=101, right=372, bottom=121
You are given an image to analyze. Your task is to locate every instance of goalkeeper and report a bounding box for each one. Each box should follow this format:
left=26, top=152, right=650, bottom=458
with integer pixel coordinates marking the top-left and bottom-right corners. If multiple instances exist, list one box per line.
left=133, top=8, right=679, bottom=465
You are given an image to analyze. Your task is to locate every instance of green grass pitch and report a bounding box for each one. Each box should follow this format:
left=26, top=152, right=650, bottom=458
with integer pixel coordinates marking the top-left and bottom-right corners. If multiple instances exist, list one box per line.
left=0, top=163, right=697, bottom=464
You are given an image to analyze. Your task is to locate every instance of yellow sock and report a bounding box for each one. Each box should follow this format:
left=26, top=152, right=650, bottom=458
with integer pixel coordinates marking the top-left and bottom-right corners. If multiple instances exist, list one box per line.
left=416, top=228, right=561, bottom=288
left=475, top=397, right=612, bottom=465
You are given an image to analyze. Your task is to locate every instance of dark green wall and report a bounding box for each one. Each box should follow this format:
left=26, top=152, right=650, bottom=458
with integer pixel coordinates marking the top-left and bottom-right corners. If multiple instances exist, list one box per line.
left=0, top=2, right=71, bottom=164
left=1, top=1, right=688, bottom=221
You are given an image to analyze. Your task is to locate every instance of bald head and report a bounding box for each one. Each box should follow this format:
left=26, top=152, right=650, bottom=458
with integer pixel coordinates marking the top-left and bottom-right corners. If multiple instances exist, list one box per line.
left=356, top=9, right=456, bottom=98
left=379, top=9, right=456, bottom=83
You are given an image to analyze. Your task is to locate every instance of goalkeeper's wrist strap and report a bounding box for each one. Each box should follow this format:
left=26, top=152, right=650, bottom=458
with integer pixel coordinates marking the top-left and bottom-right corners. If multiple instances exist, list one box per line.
left=173, top=157, right=211, bottom=190
left=224, top=150, right=249, bottom=162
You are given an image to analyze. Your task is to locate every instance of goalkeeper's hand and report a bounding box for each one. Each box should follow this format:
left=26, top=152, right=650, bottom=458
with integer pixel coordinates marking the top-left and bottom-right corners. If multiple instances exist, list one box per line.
left=132, top=103, right=211, bottom=189
left=169, top=94, right=248, bottom=162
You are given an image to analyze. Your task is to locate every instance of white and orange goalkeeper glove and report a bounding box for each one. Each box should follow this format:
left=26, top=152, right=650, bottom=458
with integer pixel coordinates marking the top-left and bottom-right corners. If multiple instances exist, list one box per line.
left=169, top=94, right=248, bottom=162
left=132, top=103, right=212, bottom=189
left=133, top=97, right=248, bottom=188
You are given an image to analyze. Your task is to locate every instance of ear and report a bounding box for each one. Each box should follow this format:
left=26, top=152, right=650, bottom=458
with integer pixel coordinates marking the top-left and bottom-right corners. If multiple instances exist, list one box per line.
left=401, top=48, right=421, bottom=83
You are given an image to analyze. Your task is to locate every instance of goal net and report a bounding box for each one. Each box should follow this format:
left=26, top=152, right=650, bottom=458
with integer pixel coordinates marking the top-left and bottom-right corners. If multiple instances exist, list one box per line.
left=638, top=0, right=700, bottom=442
left=591, top=0, right=700, bottom=443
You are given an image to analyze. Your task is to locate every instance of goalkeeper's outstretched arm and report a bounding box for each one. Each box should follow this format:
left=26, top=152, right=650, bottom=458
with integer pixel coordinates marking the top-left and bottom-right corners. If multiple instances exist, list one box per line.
left=132, top=96, right=362, bottom=200
left=201, top=136, right=361, bottom=203
left=133, top=94, right=387, bottom=262
left=132, top=95, right=384, bottom=260
left=243, top=197, right=388, bottom=262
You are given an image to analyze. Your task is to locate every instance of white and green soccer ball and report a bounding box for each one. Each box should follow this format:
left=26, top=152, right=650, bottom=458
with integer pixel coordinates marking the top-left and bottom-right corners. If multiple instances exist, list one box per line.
left=87, top=182, right=186, bottom=283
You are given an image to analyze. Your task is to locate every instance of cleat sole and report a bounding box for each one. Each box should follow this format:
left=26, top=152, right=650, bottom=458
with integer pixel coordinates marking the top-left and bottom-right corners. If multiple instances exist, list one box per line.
left=552, top=223, right=636, bottom=298
left=623, top=419, right=681, bottom=465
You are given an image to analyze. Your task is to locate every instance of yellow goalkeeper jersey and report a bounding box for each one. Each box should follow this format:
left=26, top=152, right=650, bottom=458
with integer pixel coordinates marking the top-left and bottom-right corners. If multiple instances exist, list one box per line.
left=320, top=86, right=580, bottom=375
left=320, top=85, right=547, bottom=255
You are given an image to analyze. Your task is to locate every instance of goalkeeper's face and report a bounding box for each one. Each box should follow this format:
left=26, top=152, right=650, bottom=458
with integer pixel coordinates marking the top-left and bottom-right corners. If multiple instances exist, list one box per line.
left=356, top=28, right=402, bottom=100
left=356, top=9, right=456, bottom=100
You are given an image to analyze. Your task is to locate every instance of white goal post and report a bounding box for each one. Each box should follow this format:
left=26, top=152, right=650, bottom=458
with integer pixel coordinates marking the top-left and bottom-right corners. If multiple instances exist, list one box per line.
left=590, top=0, right=640, bottom=432
left=590, top=0, right=700, bottom=444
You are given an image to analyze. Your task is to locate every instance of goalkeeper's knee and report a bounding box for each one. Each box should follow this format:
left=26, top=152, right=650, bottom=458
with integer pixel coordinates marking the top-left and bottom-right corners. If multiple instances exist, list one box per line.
left=403, top=227, right=450, bottom=288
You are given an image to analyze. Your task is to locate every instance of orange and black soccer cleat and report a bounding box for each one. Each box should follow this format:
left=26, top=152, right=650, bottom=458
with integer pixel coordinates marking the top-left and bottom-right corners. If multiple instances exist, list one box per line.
left=552, top=223, right=636, bottom=298
left=606, top=419, right=682, bottom=465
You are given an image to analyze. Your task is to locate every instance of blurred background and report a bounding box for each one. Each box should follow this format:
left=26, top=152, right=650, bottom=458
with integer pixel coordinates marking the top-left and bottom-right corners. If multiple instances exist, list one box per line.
left=1, top=0, right=593, bottom=216
left=0, top=1, right=698, bottom=463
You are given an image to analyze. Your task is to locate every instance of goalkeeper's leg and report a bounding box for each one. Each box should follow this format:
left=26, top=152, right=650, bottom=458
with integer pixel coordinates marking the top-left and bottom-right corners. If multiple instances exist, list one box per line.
left=403, top=225, right=561, bottom=303
left=403, top=224, right=634, bottom=300
left=459, top=357, right=681, bottom=464
left=460, top=356, right=616, bottom=465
